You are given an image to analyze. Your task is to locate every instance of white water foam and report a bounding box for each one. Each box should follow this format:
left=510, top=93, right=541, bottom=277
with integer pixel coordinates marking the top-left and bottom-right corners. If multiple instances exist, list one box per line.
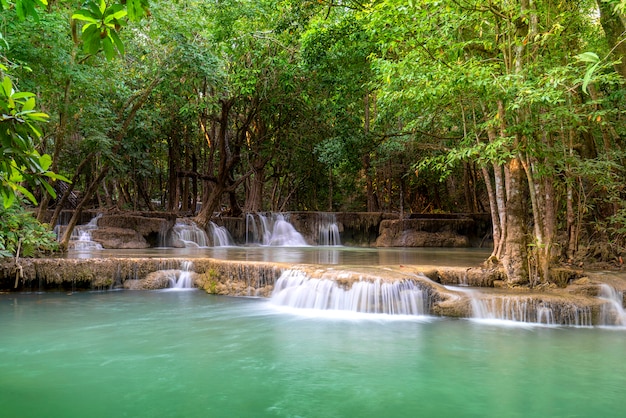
left=209, top=222, right=234, bottom=246
left=270, top=269, right=430, bottom=316
left=61, top=214, right=104, bottom=251
left=171, top=221, right=209, bottom=247
left=469, top=294, right=592, bottom=326
left=165, top=260, right=196, bottom=290
left=598, top=284, right=626, bottom=326
left=246, top=213, right=308, bottom=246
left=317, top=213, right=341, bottom=246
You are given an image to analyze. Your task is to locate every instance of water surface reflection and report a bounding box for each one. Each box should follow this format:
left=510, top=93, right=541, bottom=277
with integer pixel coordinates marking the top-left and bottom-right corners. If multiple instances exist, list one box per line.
left=66, top=246, right=492, bottom=267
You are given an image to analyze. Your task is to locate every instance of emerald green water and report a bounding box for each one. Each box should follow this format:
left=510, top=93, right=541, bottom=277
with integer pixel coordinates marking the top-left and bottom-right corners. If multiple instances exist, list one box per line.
left=1, top=290, right=625, bottom=417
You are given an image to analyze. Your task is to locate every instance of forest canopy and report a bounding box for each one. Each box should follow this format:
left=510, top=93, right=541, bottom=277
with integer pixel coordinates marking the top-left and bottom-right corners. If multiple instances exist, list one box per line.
left=1, top=0, right=625, bottom=283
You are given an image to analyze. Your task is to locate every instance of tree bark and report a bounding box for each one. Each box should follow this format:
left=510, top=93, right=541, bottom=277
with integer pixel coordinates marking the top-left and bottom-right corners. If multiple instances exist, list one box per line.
left=501, top=157, right=529, bottom=284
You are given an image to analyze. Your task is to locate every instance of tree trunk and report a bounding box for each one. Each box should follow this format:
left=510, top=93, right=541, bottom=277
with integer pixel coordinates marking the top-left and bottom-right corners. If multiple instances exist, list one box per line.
left=363, top=154, right=379, bottom=212
left=48, top=152, right=96, bottom=228
left=245, top=167, right=265, bottom=213
left=501, top=157, right=529, bottom=284
left=167, top=133, right=181, bottom=211
left=59, top=166, right=110, bottom=250
left=195, top=98, right=235, bottom=228
left=481, top=166, right=501, bottom=259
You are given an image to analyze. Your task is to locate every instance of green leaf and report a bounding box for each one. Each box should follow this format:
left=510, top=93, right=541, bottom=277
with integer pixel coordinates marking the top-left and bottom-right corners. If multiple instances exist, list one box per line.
left=22, top=97, right=35, bottom=111
left=104, top=4, right=127, bottom=22
left=582, top=62, right=599, bottom=95
left=109, top=30, right=125, bottom=56
left=102, top=36, right=116, bottom=60
left=44, top=172, right=71, bottom=183
left=1, top=190, right=15, bottom=208
left=13, top=184, right=36, bottom=205
left=11, top=92, right=36, bottom=100
left=24, top=112, right=49, bottom=121
left=83, top=25, right=102, bottom=54
left=40, top=179, right=56, bottom=199
left=575, top=52, right=600, bottom=64
left=38, top=153, right=52, bottom=171
left=71, top=10, right=100, bottom=23
left=1, top=76, right=12, bottom=97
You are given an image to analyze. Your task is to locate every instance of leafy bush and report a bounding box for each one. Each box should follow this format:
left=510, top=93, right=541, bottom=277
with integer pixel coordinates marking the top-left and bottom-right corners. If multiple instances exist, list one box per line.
left=0, top=199, right=58, bottom=257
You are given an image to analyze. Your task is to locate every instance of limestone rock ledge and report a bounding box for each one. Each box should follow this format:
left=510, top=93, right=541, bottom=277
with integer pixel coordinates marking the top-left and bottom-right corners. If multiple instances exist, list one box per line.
left=1, top=258, right=624, bottom=325
left=376, top=219, right=475, bottom=247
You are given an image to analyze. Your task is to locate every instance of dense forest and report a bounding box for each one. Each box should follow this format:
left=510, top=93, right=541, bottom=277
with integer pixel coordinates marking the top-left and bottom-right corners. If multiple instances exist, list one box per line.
left=1, top=0, right=625, bottom=285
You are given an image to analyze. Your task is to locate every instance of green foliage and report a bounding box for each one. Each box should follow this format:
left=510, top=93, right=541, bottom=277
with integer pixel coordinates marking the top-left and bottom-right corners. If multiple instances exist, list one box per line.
left=72, top=0, right=150, bottom=60
left=0, top=198, right=58, bottom=257
left=3, top=0, right=626, bottom=257
left=0, top=0, right=47, bottom=21
left=72, top=0, right=128, bottom=60
left=0, top=75, right=68, bottom=207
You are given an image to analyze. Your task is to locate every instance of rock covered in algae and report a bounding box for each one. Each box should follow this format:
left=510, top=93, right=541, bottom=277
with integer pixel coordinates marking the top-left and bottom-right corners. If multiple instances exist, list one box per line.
left=0, top=257, right=288, bottom=292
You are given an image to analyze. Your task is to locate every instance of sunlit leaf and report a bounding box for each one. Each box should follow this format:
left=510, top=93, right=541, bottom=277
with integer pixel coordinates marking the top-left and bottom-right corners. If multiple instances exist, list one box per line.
left=575, top=52, right=600, bottom=64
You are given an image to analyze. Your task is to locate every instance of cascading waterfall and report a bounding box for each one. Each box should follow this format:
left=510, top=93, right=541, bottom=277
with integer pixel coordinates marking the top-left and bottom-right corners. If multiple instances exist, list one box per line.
left=171, top=221, right=209, bottom=247
left=245, top=213, right=260, bottom=245
left=57, top=214, right=103, bottom=251
left=245, top=213, right=308, bottom=246
left=470, top=295, right=592, bottom=326
left=168, top=261, right=195, bottom=289
left=209, top=222, right=234, bottom=246
left=598, top=284, right=626, bottom=326
left=270, top=269, right=430, bottom=315
left=317, top=213, right=341, bottom=246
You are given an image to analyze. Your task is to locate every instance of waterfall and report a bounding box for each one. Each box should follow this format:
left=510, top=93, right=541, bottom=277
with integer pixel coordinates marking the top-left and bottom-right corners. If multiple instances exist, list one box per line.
left=318, top=213, right=341, bottom=246
left=58, top=214, right=103, bottom=251
left=598, top=284, right=626, bottom=326
left=246, top=213, right=260, bottom=245
left=470, top=294, right=592, bottom=326
left=270, top=270, right=430, bottom=315
left=209, top=222, right=234, bottom=246
left=171, top=220, right=209, bottom=247
left=245, top=213, right=308, bottom=246
left=168, top=261, right=195, bottom=289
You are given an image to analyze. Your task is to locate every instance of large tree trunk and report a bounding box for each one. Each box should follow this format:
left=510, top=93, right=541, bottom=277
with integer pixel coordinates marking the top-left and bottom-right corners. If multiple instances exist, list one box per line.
left=245, top=167, right=265, bottom=213
left=195, top=99, right=235, bottom=228
left=501, top=157, right=529, bottom=284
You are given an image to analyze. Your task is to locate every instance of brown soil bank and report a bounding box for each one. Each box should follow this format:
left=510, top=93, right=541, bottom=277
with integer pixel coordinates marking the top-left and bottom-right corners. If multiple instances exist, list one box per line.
left=2, top=257, right=624, bottom=325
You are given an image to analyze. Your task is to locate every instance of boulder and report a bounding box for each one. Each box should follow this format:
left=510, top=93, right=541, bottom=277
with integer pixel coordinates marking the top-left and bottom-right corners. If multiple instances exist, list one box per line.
left=97, top=213, right=175, bottom=246
left=91, top=227, right=150, bottom=249
left=376, top=219, right=473, bottom=247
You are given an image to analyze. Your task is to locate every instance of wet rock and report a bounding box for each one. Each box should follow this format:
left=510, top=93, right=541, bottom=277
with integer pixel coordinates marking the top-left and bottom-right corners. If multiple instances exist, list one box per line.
left=435, top=267, right=502, bottom=287
left=97, top=213, right=175, bottom=247
left=550, top=267, right=584, bottom=288
left=124, top=270, right=198, bottom=290
left=376, top=219, right=473, bottom=247
left=91, top=227, right=150, bottom=249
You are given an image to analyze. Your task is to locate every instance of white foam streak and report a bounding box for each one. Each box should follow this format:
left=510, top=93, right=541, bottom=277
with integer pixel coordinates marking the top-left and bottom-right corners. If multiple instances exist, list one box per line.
left=270, top=270, right=429, bottom=316
left=598, top=284, right=626, bottom=326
